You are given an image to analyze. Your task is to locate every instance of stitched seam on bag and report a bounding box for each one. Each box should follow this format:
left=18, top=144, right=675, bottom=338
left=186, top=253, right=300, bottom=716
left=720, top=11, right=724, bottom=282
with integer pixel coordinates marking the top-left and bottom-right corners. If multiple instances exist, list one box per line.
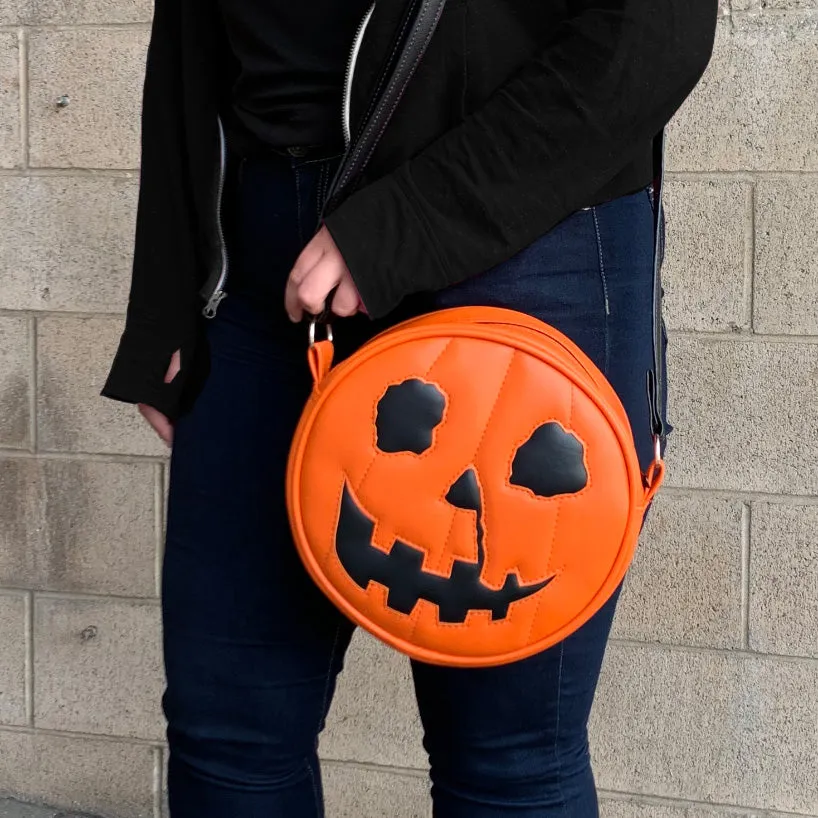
left=425, top=348, right=515, bottom=633
left=343, top=338, right=455, bottom=578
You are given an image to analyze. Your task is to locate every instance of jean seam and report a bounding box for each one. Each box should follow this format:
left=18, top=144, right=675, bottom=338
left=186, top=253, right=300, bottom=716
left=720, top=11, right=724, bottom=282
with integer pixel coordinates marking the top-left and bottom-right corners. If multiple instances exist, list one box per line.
left=318, top=623, right=343, bottom=729
left=294, top=164, right=304, bottom=247
left=316, top=162, right=325, bottom=218
left=306, top=757, right=323, bottom=818
left=554, top=641, right=568, bottom=816
left=591, top=207, right=611, bottom=376
left=308, top=623, right=344, bottom=817
left=318, top=161, right=330, bottom=218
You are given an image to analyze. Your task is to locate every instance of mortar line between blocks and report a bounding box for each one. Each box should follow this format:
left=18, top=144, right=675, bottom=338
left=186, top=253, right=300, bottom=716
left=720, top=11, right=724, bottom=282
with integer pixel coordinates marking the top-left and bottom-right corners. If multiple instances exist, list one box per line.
left=608, top=637, right=818, bottom=665
left=0, top=167, right=139, bottom=177
left=321, top=758, right=428, bottom=778
left=24, top=591, right=33, bottom=726
left=10, top=588, right=160, bottom=604
left=741, top=502, right=752, bottom=650
left=661, top=485, right=818, bottom=504
left=154, top=463, right=164, bottom=598
left=746, top=182, right=756, bottom=332
left=669, top=330, right=818, bottom=344
left=0, top=22, right=152, bottom=33
left=27, top=315, right=37, bottom=452
left=598, top=788, right=814, bottom=818
left=152, top=746, right=163, bottom=818
left=0, top=448, right=169, bottom=464
left=0, top=722, right=164, bottom=748
left=18, top=27, right=29, bottom=169
left=667, top=170, right=818, bottom=182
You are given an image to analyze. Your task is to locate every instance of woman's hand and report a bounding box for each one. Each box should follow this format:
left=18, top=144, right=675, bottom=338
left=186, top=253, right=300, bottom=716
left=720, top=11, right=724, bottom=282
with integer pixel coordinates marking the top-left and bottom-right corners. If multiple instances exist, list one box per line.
left=285, top=226, right=365, bottom=322
left=137, top=349, right=181, bottom=447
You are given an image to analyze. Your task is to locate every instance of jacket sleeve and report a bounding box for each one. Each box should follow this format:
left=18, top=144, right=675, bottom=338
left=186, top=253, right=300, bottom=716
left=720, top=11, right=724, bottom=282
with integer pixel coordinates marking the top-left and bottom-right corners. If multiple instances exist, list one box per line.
left=100, top=0, right=204, bottom=421
left=324, top=0, right=718, bottom=319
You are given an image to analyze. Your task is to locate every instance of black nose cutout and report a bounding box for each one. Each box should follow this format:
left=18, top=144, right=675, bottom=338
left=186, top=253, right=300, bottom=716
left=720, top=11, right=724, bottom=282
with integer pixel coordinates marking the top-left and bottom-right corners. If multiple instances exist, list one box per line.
left=446, top=468, right=481, bottom=511
left=510, top=422, right=588, bottom=497
left=376, top=379, right=446, bottom=454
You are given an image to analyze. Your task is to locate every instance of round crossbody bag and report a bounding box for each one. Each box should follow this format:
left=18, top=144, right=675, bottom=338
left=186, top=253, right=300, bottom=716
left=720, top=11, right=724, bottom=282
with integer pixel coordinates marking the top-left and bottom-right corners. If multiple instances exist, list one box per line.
left=286, top=305, right=666, bottom=668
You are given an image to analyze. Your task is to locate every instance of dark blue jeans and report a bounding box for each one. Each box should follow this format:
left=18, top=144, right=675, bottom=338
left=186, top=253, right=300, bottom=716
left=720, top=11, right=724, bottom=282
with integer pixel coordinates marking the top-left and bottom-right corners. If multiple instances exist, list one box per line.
left=163, top=150, right=662, bottom=817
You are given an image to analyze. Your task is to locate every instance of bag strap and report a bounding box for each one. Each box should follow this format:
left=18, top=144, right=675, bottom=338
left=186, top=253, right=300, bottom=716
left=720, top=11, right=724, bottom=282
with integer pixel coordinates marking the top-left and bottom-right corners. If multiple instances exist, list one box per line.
left=324, top=0, right=450, bottom=211
left=647, top=130, right=667, bottom=457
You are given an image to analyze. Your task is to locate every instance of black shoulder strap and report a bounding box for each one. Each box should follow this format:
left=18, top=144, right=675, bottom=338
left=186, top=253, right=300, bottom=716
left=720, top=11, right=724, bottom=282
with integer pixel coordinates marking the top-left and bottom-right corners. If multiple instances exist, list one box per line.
left=324, top=0, right=449, bottom=212
left=647, top=130, right=667, bottom=446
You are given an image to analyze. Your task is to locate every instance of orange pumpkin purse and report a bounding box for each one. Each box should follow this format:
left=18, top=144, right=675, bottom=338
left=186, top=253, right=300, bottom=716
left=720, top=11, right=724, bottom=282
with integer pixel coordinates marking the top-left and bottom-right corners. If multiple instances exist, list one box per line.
left=286, top=305, right=666, bottom=668
left=286, top=2, right=667, bottom=667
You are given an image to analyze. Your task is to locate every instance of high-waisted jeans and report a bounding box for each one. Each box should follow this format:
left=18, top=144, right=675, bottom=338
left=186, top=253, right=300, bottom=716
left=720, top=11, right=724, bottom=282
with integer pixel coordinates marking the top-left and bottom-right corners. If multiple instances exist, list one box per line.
left=162, top=149, right=666, bottom=817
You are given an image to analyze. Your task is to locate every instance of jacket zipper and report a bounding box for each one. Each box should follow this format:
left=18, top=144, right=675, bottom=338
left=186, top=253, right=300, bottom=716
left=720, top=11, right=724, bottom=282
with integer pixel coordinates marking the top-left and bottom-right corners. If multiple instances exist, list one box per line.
left=202, top=116, right=230, bottom=319
left=343, top=4, right=376, bottom=148
left=202, top=7, right=375, bottom=320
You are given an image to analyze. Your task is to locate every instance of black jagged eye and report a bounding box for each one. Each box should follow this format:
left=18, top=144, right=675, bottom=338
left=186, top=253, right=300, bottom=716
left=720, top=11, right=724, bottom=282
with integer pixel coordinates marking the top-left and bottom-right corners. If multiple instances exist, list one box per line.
left=510, top=422, right=588, bottom=497
left=376, top=379, right=446, bottom=454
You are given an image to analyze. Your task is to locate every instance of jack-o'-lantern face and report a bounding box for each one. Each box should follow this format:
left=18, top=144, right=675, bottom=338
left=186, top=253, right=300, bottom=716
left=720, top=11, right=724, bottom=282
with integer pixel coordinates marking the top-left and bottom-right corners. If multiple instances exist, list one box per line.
left=289, top=330, right=642, bottom=667
left=336, top=379, right=588, bottom=623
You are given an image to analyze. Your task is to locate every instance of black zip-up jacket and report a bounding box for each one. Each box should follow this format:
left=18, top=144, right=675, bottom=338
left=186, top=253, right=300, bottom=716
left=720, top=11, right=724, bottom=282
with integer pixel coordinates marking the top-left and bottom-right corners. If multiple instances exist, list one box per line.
left=101, top=0, right=717, bottom=420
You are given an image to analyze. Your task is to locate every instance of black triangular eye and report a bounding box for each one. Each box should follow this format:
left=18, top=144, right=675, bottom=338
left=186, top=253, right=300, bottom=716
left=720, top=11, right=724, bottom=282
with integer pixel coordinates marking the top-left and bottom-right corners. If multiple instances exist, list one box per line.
left=510, top=423, right=587, bottom=497
left=376, top=379, right=446, bottom=454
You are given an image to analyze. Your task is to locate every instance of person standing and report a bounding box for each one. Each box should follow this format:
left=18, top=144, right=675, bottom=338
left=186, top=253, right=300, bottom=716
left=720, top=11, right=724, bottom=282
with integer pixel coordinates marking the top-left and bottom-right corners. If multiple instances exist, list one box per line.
left=102, top=1, right=718, bottom=814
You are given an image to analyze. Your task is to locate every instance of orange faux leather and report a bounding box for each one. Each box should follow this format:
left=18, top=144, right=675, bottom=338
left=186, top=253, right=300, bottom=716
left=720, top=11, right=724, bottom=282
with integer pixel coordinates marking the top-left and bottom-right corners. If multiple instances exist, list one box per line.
left=287, top=307, right=664, bottom=668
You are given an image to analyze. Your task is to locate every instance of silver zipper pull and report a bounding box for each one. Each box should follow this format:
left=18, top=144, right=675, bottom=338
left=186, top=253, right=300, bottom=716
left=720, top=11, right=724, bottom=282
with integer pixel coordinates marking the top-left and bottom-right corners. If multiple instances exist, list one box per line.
left=203, top=289, right=227, bottom=319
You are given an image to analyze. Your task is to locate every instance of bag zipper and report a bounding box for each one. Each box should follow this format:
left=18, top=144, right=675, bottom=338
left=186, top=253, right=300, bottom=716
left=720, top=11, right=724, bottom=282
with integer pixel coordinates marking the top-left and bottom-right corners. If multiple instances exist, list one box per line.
left=202, top=116, right=230, bottom=319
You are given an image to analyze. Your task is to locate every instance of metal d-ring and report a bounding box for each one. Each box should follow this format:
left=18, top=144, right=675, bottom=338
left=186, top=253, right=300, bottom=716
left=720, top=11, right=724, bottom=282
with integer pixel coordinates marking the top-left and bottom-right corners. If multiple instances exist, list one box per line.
left=308, top=316, right=334, bottom=347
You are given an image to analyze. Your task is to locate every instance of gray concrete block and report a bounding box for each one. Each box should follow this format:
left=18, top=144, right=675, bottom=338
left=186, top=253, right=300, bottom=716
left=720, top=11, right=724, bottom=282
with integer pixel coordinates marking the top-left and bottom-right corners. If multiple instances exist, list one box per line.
left=33, top=597, right=164, bottom=741
left=668, top=15, right=818, bottom=171
left=323, top=763, right=431, bottom=818
left=754, top=179, right=818, bottom=335
left=0, top=0, right=152, bottom=24
left=750, top=502, right=818, bottom=658
left=0, top=593, right=26, bottom=726
left=0, top=459, right=156, bottom=597
left=591, top=644, right=818, bottom=813
left=0, top=32, right=20, bottom=169
left=662, top=181, right=749, bottom=332
left=28, top=29, right=148, bottom=169
left=321, top=631, right=426, bottom=771
left=0, top=176, right=137, bottom=313
left=664, top=337, right=818, bottom=495
left=0, top=730, right=153, bottom=818
left=37, top=316, right=167, bottom=457
left=0, top=316, right=31, bottom=450
left=612, top=495, right=744, bottom=649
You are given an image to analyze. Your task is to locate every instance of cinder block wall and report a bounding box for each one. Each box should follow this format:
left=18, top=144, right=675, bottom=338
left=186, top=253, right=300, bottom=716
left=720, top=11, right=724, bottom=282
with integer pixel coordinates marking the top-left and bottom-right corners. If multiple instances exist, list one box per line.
left=1, top=2, right=816, bottom=816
